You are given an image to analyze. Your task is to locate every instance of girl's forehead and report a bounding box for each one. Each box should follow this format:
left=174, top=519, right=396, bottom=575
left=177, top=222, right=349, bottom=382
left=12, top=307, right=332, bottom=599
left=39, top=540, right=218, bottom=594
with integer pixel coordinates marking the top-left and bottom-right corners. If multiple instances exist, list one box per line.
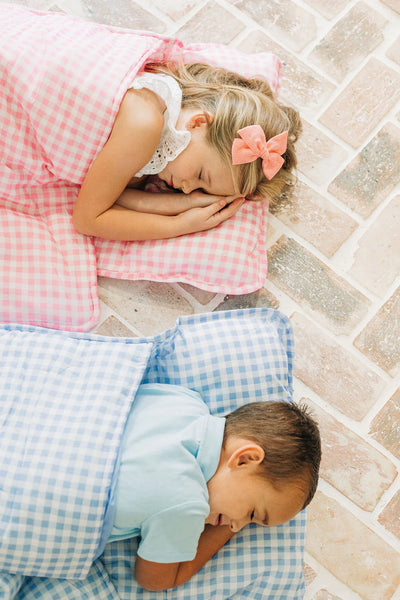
left=201, top=151, right=237, bottom=195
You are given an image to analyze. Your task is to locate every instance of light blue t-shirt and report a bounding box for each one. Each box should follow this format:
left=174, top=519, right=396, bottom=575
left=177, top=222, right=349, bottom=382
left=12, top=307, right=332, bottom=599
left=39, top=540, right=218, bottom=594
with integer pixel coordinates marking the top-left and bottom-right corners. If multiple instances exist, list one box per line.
left=107, top=383, right=225, bottom=563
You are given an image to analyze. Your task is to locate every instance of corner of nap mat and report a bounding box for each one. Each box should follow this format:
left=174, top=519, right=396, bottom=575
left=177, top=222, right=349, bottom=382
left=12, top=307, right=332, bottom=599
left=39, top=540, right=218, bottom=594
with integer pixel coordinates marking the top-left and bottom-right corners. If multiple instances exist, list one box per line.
left=142, top=308, right=294, bottom=412
left=0, top=323, right=153, bottom=579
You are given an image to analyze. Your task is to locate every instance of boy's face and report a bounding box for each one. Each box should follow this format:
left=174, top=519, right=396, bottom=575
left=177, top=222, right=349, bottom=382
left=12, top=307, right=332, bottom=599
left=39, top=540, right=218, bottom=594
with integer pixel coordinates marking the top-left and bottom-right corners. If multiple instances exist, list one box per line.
left=158, top=111, right=239, bottom=197
left=206, top=442, right=306, bottom=532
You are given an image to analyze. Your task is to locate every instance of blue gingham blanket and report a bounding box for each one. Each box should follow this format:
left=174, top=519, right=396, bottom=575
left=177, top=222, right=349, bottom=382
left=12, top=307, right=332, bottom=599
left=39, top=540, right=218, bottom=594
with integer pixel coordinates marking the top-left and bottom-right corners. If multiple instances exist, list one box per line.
left=0, top=309, right=306, bottom=599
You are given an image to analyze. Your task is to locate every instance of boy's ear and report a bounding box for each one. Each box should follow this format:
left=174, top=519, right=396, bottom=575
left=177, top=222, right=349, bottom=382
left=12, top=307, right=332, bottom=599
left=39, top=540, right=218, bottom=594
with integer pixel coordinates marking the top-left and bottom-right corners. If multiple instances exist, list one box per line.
left=185, top=111, right=214, bottom=130
left=227, top=444, right=265, bottom=470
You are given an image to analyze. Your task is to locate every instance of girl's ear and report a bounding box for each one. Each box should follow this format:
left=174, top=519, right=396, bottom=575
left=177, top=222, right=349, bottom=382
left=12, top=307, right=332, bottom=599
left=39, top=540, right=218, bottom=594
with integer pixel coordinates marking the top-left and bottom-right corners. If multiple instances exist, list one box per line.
left=185, top=111, right=214, bottom=130
left=227, top=444, right=265, bottom=470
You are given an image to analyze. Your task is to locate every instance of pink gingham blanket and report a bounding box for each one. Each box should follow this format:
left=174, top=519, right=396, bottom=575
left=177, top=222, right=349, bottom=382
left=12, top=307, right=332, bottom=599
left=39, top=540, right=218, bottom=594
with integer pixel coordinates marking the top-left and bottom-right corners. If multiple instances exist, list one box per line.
left=0, top=3, right=280, bottom=331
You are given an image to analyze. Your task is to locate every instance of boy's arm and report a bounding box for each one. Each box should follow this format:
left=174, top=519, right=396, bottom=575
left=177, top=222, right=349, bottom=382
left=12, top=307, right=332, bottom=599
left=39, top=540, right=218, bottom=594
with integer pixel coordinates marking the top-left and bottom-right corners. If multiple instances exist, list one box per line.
left=135, top=525, right=234, bottom=591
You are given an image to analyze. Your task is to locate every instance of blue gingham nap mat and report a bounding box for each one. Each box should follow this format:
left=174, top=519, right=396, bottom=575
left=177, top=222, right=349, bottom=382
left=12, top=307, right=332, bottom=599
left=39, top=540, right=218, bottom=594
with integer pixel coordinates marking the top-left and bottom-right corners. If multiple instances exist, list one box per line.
left=0, top=308, right=306, bottom=600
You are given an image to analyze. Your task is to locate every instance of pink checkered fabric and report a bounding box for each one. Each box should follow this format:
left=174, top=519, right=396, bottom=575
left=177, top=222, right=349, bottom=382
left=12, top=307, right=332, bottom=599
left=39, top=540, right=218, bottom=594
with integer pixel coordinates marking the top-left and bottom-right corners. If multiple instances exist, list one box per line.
left=0, top=4, right=278, bottom=331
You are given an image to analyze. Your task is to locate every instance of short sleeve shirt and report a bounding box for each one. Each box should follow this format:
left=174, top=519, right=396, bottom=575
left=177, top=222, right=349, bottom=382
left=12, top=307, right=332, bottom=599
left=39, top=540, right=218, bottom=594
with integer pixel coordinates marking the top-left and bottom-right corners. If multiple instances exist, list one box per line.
left=107, top=383, right=225, bottom=563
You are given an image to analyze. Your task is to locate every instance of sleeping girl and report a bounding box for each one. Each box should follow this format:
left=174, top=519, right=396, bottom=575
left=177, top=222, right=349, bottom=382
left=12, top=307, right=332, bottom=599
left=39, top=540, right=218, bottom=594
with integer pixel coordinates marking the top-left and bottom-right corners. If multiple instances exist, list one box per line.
left=72, top=62, right=301, bottom=240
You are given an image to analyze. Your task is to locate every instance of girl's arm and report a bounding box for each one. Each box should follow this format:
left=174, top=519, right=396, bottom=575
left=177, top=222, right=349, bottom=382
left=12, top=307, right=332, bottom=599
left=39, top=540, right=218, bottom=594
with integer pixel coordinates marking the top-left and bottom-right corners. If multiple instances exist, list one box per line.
left=134, top=525, right=235, bottom=592
left=116, top=187, right=239, bottom=216
left=73, top=88, right=167, bottom=239
left=73, top=89, right=243, bottom=240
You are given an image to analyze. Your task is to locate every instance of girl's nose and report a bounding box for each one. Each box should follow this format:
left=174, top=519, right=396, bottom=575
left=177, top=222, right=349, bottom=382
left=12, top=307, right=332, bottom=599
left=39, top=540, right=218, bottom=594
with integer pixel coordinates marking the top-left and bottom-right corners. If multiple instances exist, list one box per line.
left=181, top=180, right=191, bottom=194
left=181, top=178, right=199, bottom=195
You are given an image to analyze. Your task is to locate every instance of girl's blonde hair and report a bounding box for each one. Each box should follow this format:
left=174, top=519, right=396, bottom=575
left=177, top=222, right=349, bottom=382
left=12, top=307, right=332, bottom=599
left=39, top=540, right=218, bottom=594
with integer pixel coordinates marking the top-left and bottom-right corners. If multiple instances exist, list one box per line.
left=145, top=62, right=302, bottom=209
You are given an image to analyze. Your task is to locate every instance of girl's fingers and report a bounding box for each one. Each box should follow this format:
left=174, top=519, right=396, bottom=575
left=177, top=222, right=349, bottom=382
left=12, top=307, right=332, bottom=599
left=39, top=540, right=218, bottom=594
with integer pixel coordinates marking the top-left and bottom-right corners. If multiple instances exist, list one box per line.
left=225, top=194, right=244, bottom=203
left=208, top=197, right=245, bottom=222
left=189, top=191, right=243, bottom=208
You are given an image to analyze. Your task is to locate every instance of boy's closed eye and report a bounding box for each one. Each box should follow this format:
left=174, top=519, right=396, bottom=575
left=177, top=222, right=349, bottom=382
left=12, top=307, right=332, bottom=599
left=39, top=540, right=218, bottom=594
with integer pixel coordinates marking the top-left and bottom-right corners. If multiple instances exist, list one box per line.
left=251, top=510, right=269, bottom=527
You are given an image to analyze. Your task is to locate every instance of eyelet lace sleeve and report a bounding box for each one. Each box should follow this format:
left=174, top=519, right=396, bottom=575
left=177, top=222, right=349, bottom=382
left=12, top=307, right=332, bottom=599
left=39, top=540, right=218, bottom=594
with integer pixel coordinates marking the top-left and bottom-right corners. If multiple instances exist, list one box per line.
left=130, top=72, right=191, bottom=176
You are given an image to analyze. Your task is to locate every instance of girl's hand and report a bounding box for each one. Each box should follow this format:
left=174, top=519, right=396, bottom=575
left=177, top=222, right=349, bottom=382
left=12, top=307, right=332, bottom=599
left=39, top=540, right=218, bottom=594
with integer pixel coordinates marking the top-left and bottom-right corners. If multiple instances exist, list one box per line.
left=188, top=191, right=241, bottom=209
left=176, top=197, right=245, bottom=235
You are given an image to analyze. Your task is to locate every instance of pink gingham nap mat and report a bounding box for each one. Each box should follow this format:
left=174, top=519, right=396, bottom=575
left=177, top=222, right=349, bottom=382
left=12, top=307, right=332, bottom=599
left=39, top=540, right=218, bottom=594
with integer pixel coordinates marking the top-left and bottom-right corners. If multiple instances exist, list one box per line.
left=0, top=3, right=280, bottom=331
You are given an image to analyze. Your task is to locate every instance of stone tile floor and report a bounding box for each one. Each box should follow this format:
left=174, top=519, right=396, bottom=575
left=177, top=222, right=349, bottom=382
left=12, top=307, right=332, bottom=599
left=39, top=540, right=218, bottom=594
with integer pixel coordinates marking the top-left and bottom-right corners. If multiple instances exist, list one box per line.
left=9, top=0, right=400, bottom=597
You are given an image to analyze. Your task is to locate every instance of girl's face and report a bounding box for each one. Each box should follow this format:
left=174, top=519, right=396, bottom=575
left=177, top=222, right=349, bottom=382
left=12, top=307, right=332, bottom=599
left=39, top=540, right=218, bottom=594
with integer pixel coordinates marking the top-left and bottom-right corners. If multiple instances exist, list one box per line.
left=158, top=111, right=239, bottom=197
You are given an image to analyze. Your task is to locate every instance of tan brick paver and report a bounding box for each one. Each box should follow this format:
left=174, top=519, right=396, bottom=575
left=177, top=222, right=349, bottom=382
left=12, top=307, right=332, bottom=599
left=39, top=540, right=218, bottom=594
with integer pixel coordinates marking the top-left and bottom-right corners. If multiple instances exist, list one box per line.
left=228, top=0, right=316, bottom=52
left=378, top=490, right=400, bottom=540
left=305, top=398, right=397, bottom=510
left=14, top=0, right=400, bottom=597
left=320, top=59, right=400, bottom=148
left=354, top=286, right=400, bottom=375
left=329, top=123, right=400, bottom=217
left=313, top=591, right=344, bottom=600
left=308, top=2, right=387, bottom=83
left=292, top=312, right=386, bottom=420
left=98, top=278, right=193, bottom=336
left=275, top=182, right=358, bottom=258
left=296, top=120, right=349, bottom=186
left=176, top=3, right=244, bottom=44
left=241, top=31, right=335, bottom=112
left=350, top=195, right=400, bottom=294
left=267, top=236, right=370, bottom=334
left=215, top=288, right=279, bottom=311
left=387, top=36, right=400, bottom=65
left=302, top=0, right=349, bottom=18
left=381, top=0, right=400, bottom=14
left=370, top=389, right=400, bottom=460
left=307, top=492, right=400, bottom=599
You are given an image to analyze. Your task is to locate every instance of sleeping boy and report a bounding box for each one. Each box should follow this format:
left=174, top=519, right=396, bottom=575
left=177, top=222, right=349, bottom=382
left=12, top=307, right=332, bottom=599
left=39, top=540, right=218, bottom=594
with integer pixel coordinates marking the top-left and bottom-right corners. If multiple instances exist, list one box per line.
left=105, top=383, right=321, bottom=591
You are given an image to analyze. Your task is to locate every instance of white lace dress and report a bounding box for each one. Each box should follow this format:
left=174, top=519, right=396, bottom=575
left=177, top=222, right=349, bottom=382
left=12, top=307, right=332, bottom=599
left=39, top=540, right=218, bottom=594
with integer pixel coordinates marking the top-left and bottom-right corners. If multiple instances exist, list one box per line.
left=129, top=72, right=191, bottom=177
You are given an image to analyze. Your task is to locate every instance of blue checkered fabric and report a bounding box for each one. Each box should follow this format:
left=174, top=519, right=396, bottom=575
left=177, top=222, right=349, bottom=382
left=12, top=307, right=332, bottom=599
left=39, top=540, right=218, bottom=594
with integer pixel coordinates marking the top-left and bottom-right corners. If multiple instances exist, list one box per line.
left=0, top=327, right=152, bottom=580
left=143, top=308, right=294, bottom=413
left=0, top=309, right=305, bottom=600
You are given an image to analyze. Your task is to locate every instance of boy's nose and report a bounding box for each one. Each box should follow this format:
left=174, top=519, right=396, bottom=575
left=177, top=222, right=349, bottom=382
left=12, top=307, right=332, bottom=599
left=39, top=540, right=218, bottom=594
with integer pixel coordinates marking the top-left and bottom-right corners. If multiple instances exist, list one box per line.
left=230, top=518, right=249, bottom=532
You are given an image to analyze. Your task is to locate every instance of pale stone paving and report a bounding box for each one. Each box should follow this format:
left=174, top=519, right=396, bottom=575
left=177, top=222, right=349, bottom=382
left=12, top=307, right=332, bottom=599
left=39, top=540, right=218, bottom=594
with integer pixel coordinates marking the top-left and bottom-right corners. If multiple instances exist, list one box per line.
left=7, top=0, right=400, bottom=597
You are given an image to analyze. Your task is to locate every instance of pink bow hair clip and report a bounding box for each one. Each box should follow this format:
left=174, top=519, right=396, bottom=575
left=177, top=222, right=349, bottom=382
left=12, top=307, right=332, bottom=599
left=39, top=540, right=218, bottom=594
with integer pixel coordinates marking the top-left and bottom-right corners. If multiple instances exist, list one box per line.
left=232, top=125, right=288, bottom=180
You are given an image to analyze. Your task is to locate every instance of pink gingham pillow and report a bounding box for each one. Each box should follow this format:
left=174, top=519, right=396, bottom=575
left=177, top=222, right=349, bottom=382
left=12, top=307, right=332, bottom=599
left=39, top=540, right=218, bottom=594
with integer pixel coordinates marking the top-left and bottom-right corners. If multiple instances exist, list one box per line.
left=94, top=199, right=268, bottom=294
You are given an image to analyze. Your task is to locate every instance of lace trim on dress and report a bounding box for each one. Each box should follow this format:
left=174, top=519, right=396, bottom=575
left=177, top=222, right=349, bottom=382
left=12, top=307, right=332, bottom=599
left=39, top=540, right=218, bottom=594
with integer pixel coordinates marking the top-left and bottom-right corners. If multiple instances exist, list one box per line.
left=130, top=72, right=191, bottom=177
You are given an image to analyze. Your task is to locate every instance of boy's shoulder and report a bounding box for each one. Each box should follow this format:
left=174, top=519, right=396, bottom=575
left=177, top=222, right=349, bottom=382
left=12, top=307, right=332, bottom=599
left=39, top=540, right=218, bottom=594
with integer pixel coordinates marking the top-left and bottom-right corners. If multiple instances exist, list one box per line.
left=131, top=383, right=225, bottom=484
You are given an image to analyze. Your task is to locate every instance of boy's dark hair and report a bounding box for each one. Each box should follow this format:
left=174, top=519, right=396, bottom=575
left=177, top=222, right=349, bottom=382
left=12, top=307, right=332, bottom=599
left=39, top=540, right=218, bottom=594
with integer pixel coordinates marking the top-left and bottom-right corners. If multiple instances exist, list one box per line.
left=223, top=401, right=321, bottom=509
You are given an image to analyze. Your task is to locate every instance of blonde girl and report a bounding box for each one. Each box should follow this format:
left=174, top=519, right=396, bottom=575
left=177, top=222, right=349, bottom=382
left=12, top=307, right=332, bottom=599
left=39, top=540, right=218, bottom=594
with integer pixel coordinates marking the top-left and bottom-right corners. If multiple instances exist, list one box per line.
left=73, top=62, right=301, bottom=241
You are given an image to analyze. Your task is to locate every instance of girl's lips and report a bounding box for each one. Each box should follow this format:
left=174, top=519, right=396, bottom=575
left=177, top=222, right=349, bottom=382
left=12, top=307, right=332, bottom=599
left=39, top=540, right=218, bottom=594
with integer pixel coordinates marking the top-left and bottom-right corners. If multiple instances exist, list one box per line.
left=214, top=514, right=221, bottom=526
